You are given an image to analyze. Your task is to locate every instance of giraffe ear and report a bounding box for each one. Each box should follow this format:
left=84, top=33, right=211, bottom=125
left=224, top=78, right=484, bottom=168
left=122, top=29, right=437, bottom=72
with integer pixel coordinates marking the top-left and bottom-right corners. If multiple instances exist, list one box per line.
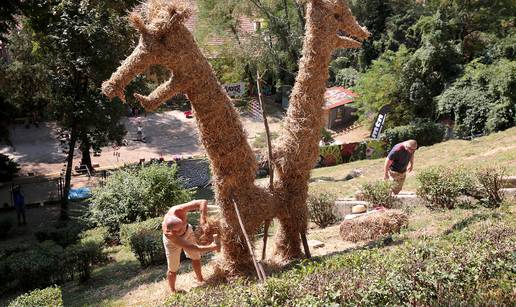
left=129, top=11, right=149, bottom=34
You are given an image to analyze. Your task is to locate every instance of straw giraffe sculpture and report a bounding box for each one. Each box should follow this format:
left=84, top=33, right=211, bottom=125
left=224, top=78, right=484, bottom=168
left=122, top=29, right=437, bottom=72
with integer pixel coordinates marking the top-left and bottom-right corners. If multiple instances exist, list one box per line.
left=102, top=0, right=368, bottom=276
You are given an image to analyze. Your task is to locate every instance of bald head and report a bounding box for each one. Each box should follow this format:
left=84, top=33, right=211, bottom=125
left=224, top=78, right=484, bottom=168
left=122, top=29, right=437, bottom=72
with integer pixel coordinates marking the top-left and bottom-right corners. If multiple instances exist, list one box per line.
left=404, top=139, right=417, bottom=150
left=164, top=215, right=183, bottom=232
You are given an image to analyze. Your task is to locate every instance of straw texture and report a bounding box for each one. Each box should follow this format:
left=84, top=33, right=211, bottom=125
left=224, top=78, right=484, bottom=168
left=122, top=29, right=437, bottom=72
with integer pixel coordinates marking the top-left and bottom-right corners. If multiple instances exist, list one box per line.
left=339, top=210, right=408, bottom=242
left=272, top=0, right=369, bottom=259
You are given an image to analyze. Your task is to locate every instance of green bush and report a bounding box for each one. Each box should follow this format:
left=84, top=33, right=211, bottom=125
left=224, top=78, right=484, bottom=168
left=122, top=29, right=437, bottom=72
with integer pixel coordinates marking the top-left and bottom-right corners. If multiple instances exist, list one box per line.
left=360, top=180, right=398, bottom=208
left=2, top=228, right=106, bottom=292
left=120, top=217, right=165, bottom=267
left=8, top=286, right=63, bottom=307
left=89, top=162, right=194, bottom=238
left=6, top=241, right=64, bottom=289
left=417, top=166, right=475, bottom=209
left=0, top=217, right=13, bottom=239
left=0, top=153, right=20, bottom=182
left=418, top=166, right=506, bottom=210
left=64, top=240, right=105, bottom=281
left=473, top=167, right=506, bottom=208
left=307, top=192, right=338, bottom=228
left=383, top=121, right=445, bottom=151
left=34, top=223, right=83, bottom=247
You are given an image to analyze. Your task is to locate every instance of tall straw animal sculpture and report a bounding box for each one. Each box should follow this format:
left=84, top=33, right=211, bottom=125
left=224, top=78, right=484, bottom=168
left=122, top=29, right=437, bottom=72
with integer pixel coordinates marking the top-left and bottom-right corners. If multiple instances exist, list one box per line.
left=102, top=0, right=368, bottom=276
left=271, top=0, right=369, bottom=258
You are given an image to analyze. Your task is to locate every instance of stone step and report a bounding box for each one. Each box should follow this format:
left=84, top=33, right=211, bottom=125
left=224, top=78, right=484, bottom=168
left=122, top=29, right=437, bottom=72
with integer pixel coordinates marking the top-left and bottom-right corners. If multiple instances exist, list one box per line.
left=502, top=176, right=516, bottom=188
left=501, top=188, right=516, bottom=197
left=334, top=200, right=368, bottom=217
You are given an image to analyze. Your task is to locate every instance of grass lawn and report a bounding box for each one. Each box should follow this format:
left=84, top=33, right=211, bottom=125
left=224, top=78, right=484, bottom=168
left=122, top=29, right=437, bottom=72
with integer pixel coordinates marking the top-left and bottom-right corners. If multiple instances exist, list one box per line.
left=307, top=127, right=516, bottom=197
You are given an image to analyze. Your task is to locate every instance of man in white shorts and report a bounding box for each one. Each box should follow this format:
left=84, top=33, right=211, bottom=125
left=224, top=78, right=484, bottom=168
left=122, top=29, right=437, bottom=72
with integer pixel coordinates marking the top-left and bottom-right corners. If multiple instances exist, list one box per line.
left=162, top=199, right=220, bottom=292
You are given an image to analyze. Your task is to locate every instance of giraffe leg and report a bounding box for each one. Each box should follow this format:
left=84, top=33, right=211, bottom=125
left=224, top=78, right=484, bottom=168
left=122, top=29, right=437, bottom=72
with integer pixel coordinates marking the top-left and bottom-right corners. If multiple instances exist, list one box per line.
left=134, top=77, right=182, bottom=111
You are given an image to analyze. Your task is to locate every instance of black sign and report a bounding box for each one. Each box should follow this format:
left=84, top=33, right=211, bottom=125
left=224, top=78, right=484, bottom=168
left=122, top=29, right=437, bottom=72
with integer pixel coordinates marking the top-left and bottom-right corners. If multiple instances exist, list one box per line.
left=370, top=104, right=392, bottom=139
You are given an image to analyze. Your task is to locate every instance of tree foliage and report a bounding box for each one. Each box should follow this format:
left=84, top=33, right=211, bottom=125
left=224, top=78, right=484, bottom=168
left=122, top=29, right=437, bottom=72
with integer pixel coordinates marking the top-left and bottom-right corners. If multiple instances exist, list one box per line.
left=338, top=0, right=516, bottom=136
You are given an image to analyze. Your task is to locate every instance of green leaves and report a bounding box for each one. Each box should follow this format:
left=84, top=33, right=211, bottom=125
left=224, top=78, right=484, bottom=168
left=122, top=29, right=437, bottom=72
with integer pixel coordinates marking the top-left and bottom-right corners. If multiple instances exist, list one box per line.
left=89, top=163, right=194, bottom=237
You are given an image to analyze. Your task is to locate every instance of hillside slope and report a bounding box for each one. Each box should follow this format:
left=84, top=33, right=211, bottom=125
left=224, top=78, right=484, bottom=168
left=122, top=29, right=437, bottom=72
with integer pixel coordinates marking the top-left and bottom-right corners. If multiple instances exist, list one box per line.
left=309, top=127, right=516, bottom=197
left=21, top=128, right=515, bottom=306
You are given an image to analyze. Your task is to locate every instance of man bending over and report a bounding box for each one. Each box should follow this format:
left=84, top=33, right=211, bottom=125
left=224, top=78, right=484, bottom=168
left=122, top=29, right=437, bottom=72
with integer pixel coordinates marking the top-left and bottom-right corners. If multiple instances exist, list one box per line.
left=162, top=199, right=220, bottom=292
left=384, top=139, right=418, bottom=195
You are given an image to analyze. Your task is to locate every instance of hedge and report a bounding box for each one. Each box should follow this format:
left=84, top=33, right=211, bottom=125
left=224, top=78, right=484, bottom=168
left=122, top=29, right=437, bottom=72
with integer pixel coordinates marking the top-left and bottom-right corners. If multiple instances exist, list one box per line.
left=383, top=121, right=445, bottom=151
left=0, top=227, right=107, bottom=293
left=120, top=217, right=166, bottom=267
left=8, top=286, right=63, bottom=307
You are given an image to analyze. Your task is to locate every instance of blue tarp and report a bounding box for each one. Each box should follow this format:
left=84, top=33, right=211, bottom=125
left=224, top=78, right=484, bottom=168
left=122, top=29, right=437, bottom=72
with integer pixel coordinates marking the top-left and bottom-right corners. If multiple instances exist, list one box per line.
left=68, top=187, right=92, bottom=200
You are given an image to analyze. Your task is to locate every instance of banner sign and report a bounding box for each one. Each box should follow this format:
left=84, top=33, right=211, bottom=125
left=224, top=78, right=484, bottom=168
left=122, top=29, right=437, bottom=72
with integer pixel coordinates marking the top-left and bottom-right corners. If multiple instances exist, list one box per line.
left=223, top=82, right=246, bottom=97
left=370, top=104, right=392, bottom=139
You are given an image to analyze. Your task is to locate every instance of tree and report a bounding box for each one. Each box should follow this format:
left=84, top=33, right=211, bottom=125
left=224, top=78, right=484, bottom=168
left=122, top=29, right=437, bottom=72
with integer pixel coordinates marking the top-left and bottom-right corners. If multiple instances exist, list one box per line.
left=20, top=0, right=140, bottom=219
left=0, top=0, right=24, bottom=40
left=354, top=46, right=412, bottom=126
left=437, top=59, right=516, bottom=136
left=197, top=0, right=306, bottom=88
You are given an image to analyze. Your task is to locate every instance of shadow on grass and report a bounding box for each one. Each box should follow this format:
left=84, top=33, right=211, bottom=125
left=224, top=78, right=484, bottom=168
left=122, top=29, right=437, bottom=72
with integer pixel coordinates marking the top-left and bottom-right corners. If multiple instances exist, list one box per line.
left=309, top=176, right=353, bottom=183
left=443, top=212, right=501, bottom=235
left=61, top=246, right=218, bottom=306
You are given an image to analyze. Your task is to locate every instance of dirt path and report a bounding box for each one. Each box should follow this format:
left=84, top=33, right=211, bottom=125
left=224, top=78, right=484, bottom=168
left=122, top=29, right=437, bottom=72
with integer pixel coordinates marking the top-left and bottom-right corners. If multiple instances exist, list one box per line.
left=0, top=107, right=284, bottom=176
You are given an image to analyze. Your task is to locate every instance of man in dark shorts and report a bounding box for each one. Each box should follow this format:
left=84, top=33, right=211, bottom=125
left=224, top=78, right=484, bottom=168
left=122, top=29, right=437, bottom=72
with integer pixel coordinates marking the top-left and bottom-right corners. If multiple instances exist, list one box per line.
left=384, top=140, right=418, bottom=195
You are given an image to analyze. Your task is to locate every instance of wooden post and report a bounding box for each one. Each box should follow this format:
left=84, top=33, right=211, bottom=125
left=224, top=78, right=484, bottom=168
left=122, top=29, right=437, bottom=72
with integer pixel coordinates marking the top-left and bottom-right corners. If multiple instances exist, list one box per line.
left=256, top=71, right=274, bottom=190
left=232, top=199, right=266, bottom=282
left=261, top=219, right=271, bottom=260
left=257, top=71, right=274, bottom=262
left=300, top=232, right=311, bottom=259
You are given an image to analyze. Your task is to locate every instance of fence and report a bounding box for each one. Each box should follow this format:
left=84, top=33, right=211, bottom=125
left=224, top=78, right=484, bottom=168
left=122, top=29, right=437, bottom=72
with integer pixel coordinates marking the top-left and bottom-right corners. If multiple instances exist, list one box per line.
left=0, top=175, right=64, bottom=209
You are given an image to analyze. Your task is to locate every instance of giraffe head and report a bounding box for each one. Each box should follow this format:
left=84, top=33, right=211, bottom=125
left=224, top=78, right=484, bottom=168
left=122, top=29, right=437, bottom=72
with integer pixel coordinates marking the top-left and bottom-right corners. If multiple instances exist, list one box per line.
left=128, top=0, right=191, bottom=39
left=308, top=0, right=370, bottom=49
left=101, top=0, right=192, bottom=103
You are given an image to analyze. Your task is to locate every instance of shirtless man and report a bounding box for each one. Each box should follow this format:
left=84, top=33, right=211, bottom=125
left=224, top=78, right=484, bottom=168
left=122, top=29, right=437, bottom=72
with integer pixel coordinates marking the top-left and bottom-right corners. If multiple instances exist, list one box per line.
left=162, top=199, right=220, bottom=292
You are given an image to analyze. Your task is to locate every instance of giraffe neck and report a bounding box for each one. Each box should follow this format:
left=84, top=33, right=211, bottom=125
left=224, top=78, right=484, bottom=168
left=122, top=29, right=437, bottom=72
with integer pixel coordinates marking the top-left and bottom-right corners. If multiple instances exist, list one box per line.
left=171, top=31, right=257, bottom=196
left=276, top=3, right=335, bottom=174
left=291, top=4, right=335, bottom=107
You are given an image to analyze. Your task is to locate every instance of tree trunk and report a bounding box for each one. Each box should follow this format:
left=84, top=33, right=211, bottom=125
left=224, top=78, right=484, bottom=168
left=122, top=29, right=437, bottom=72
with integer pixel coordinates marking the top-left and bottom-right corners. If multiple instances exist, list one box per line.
left=80, top=140, right=93, bottom=173
left=61, top=126, right=77, bottom=220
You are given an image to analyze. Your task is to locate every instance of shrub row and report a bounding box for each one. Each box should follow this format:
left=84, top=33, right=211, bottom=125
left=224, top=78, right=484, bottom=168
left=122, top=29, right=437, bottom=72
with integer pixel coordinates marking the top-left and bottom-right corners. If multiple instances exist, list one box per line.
left=166, top=215, right=516, bottom=306
left=34, top=223, right=84, bottom=247
left=383, top=121, right=445, bottom=151
left=0, top=227, right=107, bottom=293
left=8, top=286, right=63, bottom=307
left=120, top=217, right=166, bottom=267
left=359, top=180, right=398, bottom=208
left=307, top=192, right=338, bottom=228
left=417, top=166, right=506, bottom=209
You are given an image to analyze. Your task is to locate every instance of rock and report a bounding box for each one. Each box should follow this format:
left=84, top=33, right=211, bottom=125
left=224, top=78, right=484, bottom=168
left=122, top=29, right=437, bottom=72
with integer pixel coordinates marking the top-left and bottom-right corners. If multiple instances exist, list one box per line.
left=307, top=240, right=325, bottom=248
left=334, top=200, right=368, bottom=218
left=501, top=176, right=516, bottom=188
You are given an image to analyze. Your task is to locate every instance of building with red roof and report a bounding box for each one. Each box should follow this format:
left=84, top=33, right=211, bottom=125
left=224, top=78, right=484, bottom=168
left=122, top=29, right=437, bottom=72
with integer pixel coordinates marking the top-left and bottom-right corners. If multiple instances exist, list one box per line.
left=323, top=86, right=358, bottom=130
